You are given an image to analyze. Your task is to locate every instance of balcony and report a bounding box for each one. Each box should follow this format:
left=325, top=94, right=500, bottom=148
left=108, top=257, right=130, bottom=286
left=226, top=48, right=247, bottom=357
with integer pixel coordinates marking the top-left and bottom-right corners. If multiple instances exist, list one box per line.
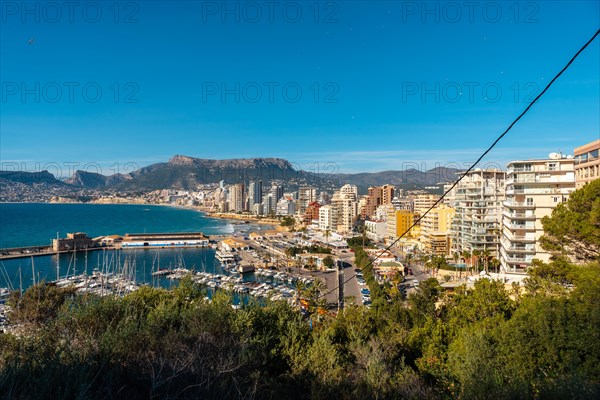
left=503, top=209, right=536, bottom=220
left=503, top=220, right=535, bottom=230
left=503, top=200, right=535, bottom=209
left=503, top=256, right=533, bottom=264
left=502, top=229, right=536, bottom=242
left=507, top=166, right=532, bottom=175
left=504, top=245, right=536, bottom=253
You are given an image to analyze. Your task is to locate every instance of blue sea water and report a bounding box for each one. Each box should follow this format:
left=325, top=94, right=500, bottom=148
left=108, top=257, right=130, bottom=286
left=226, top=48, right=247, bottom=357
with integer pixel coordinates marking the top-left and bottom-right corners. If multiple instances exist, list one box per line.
left=0, top=203, right=274, bottom=293
left=0, top=203, right=234, bottom=248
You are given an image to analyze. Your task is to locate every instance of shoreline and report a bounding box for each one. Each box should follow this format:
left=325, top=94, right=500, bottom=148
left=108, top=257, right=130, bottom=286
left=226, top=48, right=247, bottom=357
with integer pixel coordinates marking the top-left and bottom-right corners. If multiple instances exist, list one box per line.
left=0, top=202, right=278, bottom=250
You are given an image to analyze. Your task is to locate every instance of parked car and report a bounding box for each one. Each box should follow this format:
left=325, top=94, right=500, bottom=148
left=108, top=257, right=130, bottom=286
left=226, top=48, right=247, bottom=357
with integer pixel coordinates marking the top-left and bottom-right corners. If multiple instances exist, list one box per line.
left=360, top=288, right=370, bottom=295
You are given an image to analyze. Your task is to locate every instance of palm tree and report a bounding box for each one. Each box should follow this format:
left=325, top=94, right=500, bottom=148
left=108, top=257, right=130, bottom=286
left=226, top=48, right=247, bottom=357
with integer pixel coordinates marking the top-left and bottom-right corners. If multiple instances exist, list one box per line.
left=490, top=257, right=501, bottom=274
left=482, top=249, right=491, bottom=273
left=472, top=249, right=481, bottom=273
left=308, top=278, right=327, bottom=313
left=462, top=250, right=471, bottom=277
left=324, top=228, right=331, bottom=244
left=294, top=280, right=307, bottom=306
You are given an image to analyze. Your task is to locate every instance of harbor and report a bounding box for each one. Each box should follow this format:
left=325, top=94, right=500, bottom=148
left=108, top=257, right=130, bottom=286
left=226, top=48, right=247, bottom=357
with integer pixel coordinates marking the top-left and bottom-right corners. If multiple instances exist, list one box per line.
left=0, top=231, right=323, bottom=303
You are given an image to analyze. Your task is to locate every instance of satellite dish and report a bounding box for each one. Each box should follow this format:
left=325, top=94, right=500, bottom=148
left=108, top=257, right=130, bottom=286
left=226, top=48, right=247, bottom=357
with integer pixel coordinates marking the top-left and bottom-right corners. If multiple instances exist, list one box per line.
left=548, top=152, right=560, bottom=160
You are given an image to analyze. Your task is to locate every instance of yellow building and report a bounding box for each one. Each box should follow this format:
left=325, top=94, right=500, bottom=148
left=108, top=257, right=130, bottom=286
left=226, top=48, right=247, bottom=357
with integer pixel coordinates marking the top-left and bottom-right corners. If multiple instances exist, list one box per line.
left=420, top=205, right=455, bottom=256
left=386, top=209, right=416, bottom=240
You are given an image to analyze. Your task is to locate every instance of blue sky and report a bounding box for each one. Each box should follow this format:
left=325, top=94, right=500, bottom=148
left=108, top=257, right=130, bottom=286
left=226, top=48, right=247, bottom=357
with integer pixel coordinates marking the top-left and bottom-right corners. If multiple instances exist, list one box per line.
left=1, top=0, right=599, bottom=176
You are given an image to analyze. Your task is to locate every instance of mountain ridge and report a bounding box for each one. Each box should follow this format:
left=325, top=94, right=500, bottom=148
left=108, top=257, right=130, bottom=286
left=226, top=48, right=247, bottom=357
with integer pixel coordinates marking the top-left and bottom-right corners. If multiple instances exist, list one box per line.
left=1, top=156, right=462, bottom=193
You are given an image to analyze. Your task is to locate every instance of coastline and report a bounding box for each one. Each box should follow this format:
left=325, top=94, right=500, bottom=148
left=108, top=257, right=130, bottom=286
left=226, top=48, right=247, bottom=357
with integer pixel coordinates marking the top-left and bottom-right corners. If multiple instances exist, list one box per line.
left=0, top=202, right=278, bottom=248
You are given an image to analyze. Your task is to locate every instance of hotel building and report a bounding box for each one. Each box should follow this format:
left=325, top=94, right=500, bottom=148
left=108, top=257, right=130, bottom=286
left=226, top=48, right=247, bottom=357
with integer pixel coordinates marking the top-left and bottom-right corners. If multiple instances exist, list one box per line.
left=449, top=169, right=506, bottom=258
left=500, top=153, right=576, bottom=274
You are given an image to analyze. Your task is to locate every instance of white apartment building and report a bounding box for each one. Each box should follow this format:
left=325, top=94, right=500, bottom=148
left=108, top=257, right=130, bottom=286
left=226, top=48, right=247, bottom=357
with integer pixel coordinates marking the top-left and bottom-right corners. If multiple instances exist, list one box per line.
left=318, top=205, right=333, bottom=231
left=501, top=153, right=576, bottom=274
left=413, top=194, right=440, bottom=215
left=276, top=196, right=296, bottom=216
left=227, top=183, right=244, bottom=212
left=364, top=220, right=387, bottom=241
left=331, top=185, right=358, bottom=234
left=449, top=169, right=506, bottom=258
left=262, top=193, right=276, bottom=215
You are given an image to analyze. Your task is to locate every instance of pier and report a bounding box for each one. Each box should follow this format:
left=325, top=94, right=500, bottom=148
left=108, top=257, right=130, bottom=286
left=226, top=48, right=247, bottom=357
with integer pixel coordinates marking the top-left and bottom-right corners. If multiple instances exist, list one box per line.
left=0, top=231, right=213, bottom=261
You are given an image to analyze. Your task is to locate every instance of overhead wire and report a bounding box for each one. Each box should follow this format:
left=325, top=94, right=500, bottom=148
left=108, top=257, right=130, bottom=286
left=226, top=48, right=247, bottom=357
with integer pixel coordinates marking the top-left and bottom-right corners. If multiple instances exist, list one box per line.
left=319, top=28, right=600, bottom=301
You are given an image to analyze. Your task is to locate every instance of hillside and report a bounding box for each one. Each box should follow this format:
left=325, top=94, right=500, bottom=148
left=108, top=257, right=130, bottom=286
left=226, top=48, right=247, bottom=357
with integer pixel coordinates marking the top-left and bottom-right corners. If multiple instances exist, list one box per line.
left=335, top=166, right=462, bottom=193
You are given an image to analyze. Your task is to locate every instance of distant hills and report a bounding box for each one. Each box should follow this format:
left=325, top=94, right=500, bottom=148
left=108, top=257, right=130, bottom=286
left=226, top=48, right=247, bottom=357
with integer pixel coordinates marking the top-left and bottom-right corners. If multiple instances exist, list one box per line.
left=116, top=155, right=306, bottom=190
left=1, top=155, right=461, bottom=194
left=338, top=166, right=462, bottom=193
left=0, top=170, right=66, bottom=185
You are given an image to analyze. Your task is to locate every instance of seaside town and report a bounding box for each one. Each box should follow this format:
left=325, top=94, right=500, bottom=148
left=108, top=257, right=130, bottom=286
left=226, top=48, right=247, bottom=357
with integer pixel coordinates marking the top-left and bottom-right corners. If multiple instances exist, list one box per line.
left=70, top=139, right=600, bottom=279
left=2, top=139, right=597, bottom=310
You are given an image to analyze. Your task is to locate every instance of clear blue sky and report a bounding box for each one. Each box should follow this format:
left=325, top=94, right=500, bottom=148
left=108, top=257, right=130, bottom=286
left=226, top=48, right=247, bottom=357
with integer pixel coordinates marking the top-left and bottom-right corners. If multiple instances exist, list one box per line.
left=1, top=0, right=599, bottom=176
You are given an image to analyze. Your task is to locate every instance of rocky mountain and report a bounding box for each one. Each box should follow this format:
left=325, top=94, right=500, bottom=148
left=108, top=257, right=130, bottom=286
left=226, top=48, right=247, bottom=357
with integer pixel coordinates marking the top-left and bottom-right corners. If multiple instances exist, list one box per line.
left=66, top=170, right=130, bottom=188
left=0, top=170, right=66, bottom=185
left=0, top=157, right=462, bottom=195
left=116, top=155, right=309, bottom=190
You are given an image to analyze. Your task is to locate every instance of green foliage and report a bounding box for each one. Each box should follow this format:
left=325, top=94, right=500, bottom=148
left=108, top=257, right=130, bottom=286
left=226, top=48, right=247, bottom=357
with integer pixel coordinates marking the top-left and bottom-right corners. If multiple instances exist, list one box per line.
left=322, top=255, right=334, bottom=268
left=346, top=236, right=372, bottom=248
left=540, top=178, right=600, bottom=262
left=8, top=281, right=76, bottom=326
left=285, top=245, right=331, bottom=257
left=280, top=216, right=296, bottom=227
left=2, top=238, right=600, bottom=397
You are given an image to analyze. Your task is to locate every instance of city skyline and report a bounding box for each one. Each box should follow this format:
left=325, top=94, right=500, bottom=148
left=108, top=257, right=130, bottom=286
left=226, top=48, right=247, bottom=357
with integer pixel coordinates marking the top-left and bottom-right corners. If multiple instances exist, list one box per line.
left=1, top=1, right=599, bottom=173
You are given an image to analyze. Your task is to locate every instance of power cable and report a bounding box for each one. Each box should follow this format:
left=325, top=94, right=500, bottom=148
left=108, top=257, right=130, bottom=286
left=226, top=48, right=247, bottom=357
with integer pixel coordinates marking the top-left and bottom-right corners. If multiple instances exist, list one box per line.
left=319, top=28, right=600, bottom=301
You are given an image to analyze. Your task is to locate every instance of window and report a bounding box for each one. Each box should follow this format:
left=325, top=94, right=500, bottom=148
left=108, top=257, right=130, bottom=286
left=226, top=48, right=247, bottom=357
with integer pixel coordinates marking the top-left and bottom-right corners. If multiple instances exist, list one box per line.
left=553, top=196, right=559, bottom=203
left=526, top=198, right=534, bottom=206
left=548, top=162, right=557, bottom=171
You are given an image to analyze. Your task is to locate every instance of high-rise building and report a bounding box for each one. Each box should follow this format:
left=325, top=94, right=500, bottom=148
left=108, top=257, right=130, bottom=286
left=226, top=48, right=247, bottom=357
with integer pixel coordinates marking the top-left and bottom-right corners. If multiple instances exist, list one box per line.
left=331, top=185, right=358, bottom=234
left=318, top=191, right=330, bottom=205
left=262, top=193, right=276, bottom=216
left=276, top=196, right=296, bottom=216
left=271, top=183, right=284, bottom=201
left=392, top=196, right=414, bottom=212
left=449, top=169, right=506, bottom=259
left=386, top=209, right=415, bottom=241
left=413, top=194, right=440, bottom=215
left=574, top=139, right=599, bottom=188
left=297, top=186, right=316, bottom=215
left=228, top=183, right=244, bottom=212
left=501, top=154, right=576, bottom=274
left=420, top=204, right=455, bottom=256
left=382, top=184, right=395, bottom=205
left=248, top=181, right=263, bottom=209
left=318, top=205, right=333, bottom=231
left=362, top=186, right=383, bottom=218
left=362, top=184, right=395, bottom=219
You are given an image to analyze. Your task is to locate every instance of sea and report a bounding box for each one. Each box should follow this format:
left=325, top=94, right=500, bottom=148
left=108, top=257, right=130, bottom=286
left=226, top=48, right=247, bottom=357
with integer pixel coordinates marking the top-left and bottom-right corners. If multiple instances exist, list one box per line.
left=0, top=203, right=274, bottom=293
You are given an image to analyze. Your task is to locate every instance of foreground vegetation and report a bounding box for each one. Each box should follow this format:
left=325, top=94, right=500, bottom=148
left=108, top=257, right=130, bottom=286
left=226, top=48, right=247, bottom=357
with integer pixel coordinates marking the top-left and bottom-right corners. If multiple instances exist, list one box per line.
left=0, top=180, right=598, bottom=399
left=1, top=262, right=598, bottom=399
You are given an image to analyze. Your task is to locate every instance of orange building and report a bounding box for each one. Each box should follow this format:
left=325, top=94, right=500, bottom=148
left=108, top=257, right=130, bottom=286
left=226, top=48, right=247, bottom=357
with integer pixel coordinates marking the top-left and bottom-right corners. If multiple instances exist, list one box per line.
left=304, top=201, right=321, bottom=224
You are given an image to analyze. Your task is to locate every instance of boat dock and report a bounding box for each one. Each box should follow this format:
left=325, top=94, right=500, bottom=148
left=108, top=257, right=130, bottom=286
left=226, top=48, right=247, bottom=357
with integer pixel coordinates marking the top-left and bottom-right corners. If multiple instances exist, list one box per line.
left=0, top=231, right=214, bottom=261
